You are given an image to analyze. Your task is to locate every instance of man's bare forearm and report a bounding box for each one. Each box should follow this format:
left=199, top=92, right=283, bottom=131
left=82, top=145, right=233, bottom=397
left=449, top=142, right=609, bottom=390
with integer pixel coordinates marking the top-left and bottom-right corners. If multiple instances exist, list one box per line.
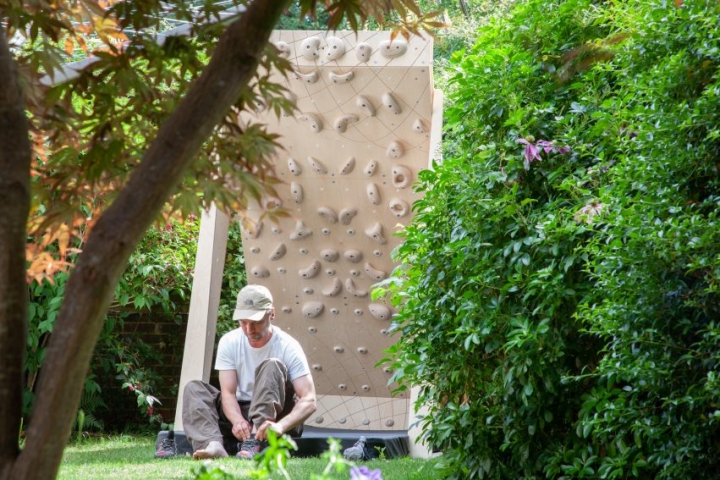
left=221, top=390, right=246, bottom=426
left=277, top=394, right=317, bottom=433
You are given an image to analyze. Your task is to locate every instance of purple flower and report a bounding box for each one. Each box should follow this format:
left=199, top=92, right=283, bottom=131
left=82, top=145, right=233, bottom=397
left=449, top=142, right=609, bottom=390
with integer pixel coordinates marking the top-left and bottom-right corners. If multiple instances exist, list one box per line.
left=516, top=138, right=571, bottom=168
left=350, top=465, right=383, bottom=480
left=535, top=140, right=553, bottom=153
left=516, top=138, right=541, bottom=164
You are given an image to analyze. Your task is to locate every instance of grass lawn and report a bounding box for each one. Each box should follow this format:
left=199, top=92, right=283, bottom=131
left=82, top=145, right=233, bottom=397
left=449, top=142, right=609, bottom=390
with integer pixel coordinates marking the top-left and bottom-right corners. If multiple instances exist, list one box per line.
left=57, top=435, right=438, bottom=479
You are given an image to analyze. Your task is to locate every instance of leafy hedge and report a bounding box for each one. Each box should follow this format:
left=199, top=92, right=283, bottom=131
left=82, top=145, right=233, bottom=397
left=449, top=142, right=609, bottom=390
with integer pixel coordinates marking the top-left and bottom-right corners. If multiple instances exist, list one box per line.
left=382, top=0, right=720, bottom=478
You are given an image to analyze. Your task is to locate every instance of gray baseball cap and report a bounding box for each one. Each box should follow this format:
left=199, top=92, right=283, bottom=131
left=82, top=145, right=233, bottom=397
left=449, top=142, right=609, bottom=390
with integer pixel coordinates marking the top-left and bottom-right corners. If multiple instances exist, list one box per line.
left=233, top=284, right=273, bottom=321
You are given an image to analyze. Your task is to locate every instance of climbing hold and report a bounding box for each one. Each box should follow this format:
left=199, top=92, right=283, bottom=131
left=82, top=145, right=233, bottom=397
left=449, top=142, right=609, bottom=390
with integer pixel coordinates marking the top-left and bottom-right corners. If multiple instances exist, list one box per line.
left=300, top=36, right=321, bottom=60
left=321, top=249, right=340, bottom=262
left=369, top=303, right=392, bottom=320
left=334, top=345, right=345, bottom=353
left=302, top=302, right=325, bottom=318
left=412, top=118, right=427, bottom=133
left=345, top=278, right=368, bottom=298
left=317, top=206, right=338, bottom=223
left=307, top=156, right=328, bottom=174
left=355, top=42, right=372, bottom=62
left=334, top=114, right=359, bottom=133
left=298, top=113, right=322, bottom=132
left=356, top=95, right=375, bottom=117
left=364, top=160, right=378, bottom=176
left=289, top=220, right=312, bottom=240
left=386, top=140, right=404, bottom=159
left=392, top=165, right=412, bottom=188
left=365, top=222, right=387, bottom=244
left=339, top=157, right=356, bottom=175
left=322, top=278, right=343, bottom=297
left=243, top=220, right=262, bottom=239
left=264, top=197, right=282, bottom=210
left=379, top=39, right=407, bottom=58
left=382, top=92, right=402, bottom=115
left=287, top=157, right=302, bottom=176
left=328, top=70, right=354, bottom=83
left=293, top=70, right=319, bottom=83
left=366, top=183, right=381, bottom=205
left=269, top=243, right=287, bottom=261
left=364, top=262, right=387, bottom=281
left=299, top=260, right=321, bottom=279
left=338, top=207, right=357, bottom=225
left=274, top=41, right=291, bottom=58
left=389, top=198, right=410, bottom=217
left=290, top=182, right=303, bottom=203
left=325, top=36, right=346, bottom=61
left=343, top=249, right=363, bottom=263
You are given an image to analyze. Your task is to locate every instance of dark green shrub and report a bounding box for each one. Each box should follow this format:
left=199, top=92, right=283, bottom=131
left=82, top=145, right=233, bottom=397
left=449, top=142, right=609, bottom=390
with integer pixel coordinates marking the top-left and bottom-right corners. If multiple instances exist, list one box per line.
left=383, top=0, right=720, bottom=478
left=380, top=1, right=613, bottom=477
left=575, top=1, right=720, bottom=477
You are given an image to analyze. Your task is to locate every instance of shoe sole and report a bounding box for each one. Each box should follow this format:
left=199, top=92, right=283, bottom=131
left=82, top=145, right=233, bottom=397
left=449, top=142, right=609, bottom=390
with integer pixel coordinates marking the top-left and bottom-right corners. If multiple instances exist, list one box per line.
left=236, top=452, right=258, bottom=459
left=193, top=450, right=228, bottom=460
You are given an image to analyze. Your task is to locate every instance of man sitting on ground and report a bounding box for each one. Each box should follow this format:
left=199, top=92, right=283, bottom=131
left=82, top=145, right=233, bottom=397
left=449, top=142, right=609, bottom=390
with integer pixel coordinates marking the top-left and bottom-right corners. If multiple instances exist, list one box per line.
left=182, top=284, right=316, bottom=459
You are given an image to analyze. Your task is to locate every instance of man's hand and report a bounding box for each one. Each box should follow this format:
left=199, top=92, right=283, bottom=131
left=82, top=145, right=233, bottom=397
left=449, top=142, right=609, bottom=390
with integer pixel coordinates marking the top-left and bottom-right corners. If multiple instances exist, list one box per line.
left=255, top=420, right=284, bottom=441
left=232, top=419, right=251, bottom=441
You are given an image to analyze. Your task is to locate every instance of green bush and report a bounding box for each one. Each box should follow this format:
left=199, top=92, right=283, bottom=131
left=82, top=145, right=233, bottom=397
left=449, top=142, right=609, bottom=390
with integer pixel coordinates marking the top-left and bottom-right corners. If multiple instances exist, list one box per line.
left=381, top=1, right=611, bottom=477
left=382, top=0, right=720, bottom=478
left=574, top=1, right=720, bottom=477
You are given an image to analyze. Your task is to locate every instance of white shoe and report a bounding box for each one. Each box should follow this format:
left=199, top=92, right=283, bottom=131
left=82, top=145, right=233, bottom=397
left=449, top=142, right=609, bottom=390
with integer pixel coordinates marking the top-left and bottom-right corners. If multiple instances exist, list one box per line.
left=192, top=440, right=229, bottom=459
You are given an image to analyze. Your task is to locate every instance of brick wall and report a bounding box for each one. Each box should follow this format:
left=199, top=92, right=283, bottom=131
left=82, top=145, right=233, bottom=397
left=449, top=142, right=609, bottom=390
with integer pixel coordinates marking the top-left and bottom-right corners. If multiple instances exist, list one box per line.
left=94, top=311, right=189, bottom=431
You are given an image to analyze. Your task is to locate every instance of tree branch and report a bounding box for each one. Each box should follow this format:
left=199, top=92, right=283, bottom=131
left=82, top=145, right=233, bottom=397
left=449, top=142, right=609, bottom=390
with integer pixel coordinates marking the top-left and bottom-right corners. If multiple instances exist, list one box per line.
left=12, top=1, right=291, bottom=478
left=0, top=26, right=31, bottom=478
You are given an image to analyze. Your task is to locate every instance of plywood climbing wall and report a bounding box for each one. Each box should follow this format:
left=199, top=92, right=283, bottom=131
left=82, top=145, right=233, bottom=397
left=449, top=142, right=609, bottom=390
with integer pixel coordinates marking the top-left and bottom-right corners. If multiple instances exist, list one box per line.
left=239, top=30, right=439, bottom=431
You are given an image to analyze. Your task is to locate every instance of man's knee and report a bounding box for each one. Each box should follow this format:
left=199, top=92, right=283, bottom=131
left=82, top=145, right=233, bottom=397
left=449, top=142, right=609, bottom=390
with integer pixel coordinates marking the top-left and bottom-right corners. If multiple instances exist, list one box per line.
left=255, top=358, right=289, bottom=383
left=260, top=358, right=288, bottom=375
left=184, top=379, right=211, bottom=398
left=260, top=357, right=284, bottom=368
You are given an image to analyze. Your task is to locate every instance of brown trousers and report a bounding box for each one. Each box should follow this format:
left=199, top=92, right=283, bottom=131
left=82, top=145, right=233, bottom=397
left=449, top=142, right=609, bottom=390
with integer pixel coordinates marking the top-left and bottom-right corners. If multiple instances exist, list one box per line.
left=182, top=358, right=302, bottom=451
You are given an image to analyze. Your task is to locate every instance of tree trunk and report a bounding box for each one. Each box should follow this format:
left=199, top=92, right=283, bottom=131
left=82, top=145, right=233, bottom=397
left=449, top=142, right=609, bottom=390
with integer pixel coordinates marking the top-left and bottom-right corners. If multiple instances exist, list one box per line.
left=1, top=1, right=290, bottom=478
left=0, top=25, right=32, bottom=480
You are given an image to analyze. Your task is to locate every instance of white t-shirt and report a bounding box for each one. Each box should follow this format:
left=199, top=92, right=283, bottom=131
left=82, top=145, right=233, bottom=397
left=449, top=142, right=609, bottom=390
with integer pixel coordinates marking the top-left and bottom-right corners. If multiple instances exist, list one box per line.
left=215, top=326, right=311, bottom=402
